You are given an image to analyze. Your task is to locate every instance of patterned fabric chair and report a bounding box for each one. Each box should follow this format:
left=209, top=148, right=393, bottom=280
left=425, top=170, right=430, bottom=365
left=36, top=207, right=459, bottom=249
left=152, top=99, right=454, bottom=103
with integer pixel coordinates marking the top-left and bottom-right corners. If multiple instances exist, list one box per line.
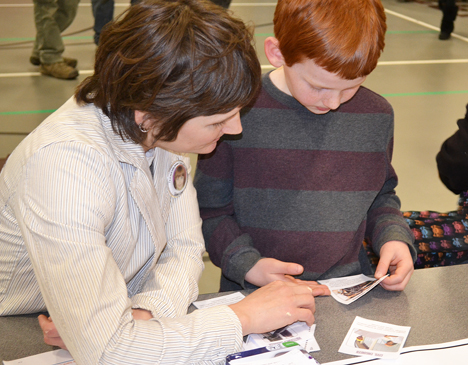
left=404, top=192, right=468, bottom=269
left=364, top=192, right=468, bottom=270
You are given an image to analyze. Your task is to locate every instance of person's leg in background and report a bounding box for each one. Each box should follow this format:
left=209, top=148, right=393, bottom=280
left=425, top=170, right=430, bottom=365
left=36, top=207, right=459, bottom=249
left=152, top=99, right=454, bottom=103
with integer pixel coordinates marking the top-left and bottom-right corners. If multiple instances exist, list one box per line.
left=438, top=0, right=459, bottom=40
left=209, top=0, right=231, bottom=8
left=31, top=0, right=80, bottom=79
left=90, top=0, right=230, bottom=47
left=91, top=0, right=114, bottom=45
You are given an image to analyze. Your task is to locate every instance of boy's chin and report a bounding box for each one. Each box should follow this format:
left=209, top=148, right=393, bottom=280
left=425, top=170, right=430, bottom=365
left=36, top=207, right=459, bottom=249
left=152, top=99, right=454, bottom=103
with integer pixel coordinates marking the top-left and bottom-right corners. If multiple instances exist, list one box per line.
left=308, top=106, right=331, bottom=115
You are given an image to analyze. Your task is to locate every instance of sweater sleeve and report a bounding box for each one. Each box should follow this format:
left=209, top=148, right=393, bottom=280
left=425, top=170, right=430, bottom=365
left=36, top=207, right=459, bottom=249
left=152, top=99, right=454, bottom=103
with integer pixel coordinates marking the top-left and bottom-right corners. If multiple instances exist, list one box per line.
left=365, top=137, right=416, bottom=261
left=194, top=141, right=262, bottom=288
left=436, top=103, right=468, bottom=194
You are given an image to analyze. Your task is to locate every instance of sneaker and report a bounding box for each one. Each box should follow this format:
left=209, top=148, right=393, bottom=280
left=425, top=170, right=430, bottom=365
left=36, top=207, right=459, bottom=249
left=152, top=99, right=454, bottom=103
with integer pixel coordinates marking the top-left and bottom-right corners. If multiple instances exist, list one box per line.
left=40, top=62, right=79, bottom=80
left=30, top=56, right=78, bottom=68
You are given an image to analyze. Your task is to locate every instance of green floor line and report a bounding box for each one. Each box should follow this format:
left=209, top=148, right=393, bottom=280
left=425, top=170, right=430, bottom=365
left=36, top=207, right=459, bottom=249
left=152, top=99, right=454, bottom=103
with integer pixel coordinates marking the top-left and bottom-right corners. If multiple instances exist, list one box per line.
left=0, top=36, right=93, bottom=42
left=1, top=91, right=468, bottom=116
left=255, top=30, right=437, bottom=37
left=383, top=90, right=468, bottom=97
left=1, top=30, right=439, bottom=43
left=62, top=36, right=93, bottom=40
left=386, top=30, right=438, bottom=34
left=0, top=37, right=35, bottom=42
left=0, top=109, right=56, bottom=116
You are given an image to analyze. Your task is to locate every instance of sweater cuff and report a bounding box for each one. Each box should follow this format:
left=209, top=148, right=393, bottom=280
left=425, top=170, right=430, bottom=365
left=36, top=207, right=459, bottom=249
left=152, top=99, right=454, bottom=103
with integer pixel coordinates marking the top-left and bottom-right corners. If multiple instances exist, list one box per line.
left=221, top=233, right=262, bottom=289
left=374, top=225, right=417, bottom=263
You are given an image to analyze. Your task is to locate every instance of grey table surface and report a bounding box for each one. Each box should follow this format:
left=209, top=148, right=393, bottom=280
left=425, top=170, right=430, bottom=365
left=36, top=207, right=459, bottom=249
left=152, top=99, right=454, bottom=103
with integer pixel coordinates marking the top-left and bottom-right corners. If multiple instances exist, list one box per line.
left=1, top=264, right=467, bottom=363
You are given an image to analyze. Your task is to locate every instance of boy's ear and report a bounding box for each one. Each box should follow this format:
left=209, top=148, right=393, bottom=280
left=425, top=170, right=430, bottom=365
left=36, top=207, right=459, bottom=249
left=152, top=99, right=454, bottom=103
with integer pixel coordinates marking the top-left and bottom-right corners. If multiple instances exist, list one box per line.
left=264, top=37, right=285, bottom=68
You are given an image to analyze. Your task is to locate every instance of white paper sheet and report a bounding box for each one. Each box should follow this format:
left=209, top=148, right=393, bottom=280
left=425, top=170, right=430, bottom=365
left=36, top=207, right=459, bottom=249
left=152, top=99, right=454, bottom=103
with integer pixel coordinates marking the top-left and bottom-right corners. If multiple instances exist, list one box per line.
left=244, top=323, right=320, bottom=353
left=3, top=349, right=75, bottom=365
left=229, top=347, right=319, bottom=365
left=323, top=338, right=468, bottom=365
left=338, top=317, right=410, bottom=359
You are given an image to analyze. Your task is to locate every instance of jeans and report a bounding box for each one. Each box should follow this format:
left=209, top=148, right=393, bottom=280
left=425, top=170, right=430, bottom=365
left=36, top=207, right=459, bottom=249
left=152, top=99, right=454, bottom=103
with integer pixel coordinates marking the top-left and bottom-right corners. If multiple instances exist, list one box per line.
left=91, top=0, right=139, bottom=45
left=91, top=0, right=232, bottom=45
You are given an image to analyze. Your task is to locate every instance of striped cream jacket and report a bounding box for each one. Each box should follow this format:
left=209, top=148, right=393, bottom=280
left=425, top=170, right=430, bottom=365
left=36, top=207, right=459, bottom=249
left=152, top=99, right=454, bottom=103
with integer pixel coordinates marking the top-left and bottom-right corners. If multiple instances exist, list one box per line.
left=0, top=98, right=242, bottom=364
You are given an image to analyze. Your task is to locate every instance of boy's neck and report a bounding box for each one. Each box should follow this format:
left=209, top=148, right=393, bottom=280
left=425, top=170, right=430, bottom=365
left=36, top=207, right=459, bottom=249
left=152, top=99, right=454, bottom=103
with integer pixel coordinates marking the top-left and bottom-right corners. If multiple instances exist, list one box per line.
left=269, top=67, right=292, bottom=96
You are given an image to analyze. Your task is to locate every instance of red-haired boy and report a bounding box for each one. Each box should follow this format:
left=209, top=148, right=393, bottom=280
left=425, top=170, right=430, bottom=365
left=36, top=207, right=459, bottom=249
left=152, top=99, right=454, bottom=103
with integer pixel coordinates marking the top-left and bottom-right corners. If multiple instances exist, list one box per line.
left=195, top=0, right=416, bottom=293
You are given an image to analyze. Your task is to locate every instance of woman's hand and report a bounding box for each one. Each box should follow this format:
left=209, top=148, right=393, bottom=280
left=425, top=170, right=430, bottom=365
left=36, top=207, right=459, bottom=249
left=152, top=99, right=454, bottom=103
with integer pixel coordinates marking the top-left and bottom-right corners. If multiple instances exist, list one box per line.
left=229, top=280, right=316, bottom=336
left=38, top=315, right=67, bottom=350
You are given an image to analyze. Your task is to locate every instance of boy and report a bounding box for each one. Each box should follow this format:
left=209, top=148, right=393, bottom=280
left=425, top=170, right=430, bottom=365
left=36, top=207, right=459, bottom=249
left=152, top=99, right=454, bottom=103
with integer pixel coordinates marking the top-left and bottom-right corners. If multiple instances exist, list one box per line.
left=195, top=0, right=416, bottom=292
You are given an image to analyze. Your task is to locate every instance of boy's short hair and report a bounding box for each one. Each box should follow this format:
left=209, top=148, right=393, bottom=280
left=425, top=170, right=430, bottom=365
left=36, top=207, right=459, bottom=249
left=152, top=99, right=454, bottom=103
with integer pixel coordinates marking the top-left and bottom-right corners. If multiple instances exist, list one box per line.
left=75, top=0, right=261, bottom=144
left=273, top=0, right=386, bottom=79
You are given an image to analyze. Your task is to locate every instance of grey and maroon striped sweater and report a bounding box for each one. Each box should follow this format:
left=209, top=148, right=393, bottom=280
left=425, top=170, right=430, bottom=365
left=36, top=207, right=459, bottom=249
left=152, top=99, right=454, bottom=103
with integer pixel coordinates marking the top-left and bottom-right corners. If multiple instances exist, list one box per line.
left=195, top=73, right=415, bottom=291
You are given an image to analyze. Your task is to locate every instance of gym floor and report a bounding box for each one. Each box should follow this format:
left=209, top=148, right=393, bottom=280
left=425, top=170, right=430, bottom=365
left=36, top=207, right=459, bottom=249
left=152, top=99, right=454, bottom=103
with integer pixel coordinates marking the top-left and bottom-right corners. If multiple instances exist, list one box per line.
left=1, top=0, right=467, bottom=293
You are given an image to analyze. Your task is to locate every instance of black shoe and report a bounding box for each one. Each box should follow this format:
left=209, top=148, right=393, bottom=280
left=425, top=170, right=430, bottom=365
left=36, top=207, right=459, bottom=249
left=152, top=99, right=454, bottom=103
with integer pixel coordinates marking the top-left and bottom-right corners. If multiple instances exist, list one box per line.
left=30, top=56, right=78, bottom=68
left=439, top=31, right=451, bottom=40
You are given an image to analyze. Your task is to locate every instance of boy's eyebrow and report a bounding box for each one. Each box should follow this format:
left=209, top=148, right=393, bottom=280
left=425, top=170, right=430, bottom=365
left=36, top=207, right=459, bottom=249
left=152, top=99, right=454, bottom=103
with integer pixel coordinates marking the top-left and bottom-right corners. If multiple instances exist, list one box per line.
left=308, top=79, right=362, bottom=91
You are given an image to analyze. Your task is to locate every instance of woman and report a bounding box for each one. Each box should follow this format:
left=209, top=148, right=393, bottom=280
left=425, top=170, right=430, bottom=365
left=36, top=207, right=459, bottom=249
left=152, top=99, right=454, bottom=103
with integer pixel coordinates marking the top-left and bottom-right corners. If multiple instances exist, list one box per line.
left=0, top=0, right=320, bottom=364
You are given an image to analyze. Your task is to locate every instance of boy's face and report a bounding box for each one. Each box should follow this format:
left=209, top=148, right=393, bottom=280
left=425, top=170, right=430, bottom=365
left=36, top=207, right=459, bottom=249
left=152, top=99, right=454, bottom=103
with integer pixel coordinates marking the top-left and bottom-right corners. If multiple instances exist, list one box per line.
left=279, top=59, right=366, bottom=114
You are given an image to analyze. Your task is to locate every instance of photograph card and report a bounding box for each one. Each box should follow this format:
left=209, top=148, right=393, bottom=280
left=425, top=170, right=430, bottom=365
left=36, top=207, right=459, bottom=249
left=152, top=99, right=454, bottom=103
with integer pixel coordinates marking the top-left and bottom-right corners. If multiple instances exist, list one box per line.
left=338, top=316, right=411, bottom=359
left=318, top=274, right=388, bottom=305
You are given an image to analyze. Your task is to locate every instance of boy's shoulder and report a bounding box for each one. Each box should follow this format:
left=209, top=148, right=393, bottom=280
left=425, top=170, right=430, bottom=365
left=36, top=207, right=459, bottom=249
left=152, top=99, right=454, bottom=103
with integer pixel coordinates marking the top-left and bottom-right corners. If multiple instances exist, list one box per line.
left=340, top=86, right=393, bottom=116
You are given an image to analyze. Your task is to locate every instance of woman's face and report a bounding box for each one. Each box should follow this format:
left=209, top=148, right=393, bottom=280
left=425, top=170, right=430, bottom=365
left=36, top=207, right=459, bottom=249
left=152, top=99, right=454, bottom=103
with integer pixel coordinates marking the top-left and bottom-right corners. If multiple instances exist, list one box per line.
left=150, top=108, right=242, bottom=154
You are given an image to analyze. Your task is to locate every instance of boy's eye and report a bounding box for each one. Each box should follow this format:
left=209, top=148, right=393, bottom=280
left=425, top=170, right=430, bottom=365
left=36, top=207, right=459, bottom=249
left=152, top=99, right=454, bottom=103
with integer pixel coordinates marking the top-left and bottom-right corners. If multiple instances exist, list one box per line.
left=310, top=84, right=322, bottom=92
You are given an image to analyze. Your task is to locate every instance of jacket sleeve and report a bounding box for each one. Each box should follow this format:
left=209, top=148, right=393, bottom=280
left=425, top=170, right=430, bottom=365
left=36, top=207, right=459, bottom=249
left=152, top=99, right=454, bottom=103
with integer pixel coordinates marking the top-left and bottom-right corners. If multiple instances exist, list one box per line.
left=365, top=137, right=416, bottom=261
left=194, top=141, right=262, bottom=288
left=436, top=103, right=468, bottom=194
left=16, top=143, right=242, bottom=365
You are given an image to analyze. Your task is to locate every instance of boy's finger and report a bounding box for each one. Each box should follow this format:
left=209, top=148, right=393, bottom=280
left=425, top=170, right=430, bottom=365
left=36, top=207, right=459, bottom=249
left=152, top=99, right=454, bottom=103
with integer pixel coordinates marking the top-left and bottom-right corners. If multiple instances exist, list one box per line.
left=375, top=254, right=391, bottom=279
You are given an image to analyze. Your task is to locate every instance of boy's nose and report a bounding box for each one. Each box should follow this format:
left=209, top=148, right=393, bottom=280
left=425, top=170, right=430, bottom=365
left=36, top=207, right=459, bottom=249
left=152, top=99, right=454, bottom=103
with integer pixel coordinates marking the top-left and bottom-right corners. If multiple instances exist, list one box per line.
left=223, top=112, right=243, bottom=135
left=323, top=93, right=341, bottom=110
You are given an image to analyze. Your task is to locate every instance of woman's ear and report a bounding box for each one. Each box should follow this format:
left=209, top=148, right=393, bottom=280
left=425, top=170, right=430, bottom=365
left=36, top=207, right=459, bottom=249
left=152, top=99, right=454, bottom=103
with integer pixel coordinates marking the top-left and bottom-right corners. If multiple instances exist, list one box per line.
left=134, top=110, right=145, bottom=125
left=264, top=37, right=286, bottom=68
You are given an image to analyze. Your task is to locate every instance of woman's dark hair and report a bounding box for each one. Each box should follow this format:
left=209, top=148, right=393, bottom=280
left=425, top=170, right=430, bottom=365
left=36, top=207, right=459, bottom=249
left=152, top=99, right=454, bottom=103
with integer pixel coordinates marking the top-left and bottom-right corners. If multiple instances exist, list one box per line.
left=75, top=0, right=261, bottom=143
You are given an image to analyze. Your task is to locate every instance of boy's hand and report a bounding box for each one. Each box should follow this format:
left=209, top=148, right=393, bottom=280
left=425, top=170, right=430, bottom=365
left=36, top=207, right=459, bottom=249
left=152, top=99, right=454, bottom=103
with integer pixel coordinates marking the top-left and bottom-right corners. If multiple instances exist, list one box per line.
left=229, top=280, right=316, bottom=336
left=245, top=258, right=330, bottom=296
left=376, top=240, right=414, bottom=291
